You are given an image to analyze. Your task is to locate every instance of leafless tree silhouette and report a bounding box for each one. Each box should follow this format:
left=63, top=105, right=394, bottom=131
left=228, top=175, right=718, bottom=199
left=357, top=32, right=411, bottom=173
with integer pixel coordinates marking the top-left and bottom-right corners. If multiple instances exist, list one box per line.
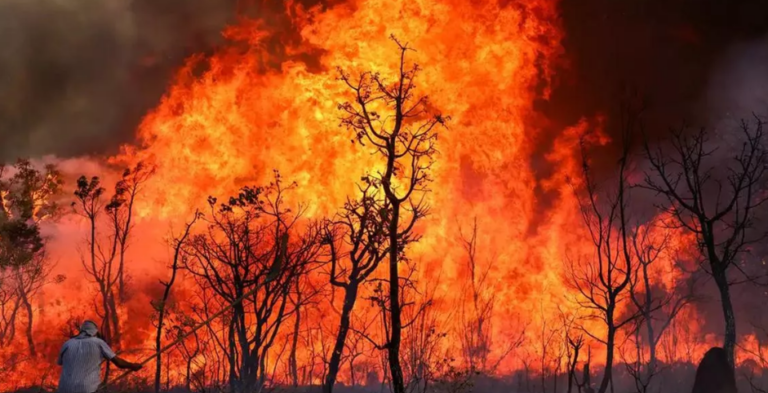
left=623, top=221, right=696, bottom=393
left=323, top=178, right=388, bottom=393
left=153, top=210, right=200, bottom=393
left=566, top=104, right=643, bottom=393
left=184, top=174, right=322, bottom=393
left=642, top=115, right=768, bottom=367
left=73, top=162, right=153, bottom=349
left=337, top=35, right=448, bottom=393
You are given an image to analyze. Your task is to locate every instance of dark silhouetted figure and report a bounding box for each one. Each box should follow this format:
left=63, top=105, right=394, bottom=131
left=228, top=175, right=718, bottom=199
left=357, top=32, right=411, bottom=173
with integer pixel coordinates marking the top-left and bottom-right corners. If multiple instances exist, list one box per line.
left=691, top=347, right=737, bottom=393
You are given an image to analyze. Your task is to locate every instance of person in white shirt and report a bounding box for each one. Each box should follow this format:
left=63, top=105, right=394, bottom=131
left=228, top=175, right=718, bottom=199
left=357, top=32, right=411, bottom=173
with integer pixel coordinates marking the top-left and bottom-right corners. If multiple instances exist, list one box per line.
left=57, top=320, right=142, bottom=393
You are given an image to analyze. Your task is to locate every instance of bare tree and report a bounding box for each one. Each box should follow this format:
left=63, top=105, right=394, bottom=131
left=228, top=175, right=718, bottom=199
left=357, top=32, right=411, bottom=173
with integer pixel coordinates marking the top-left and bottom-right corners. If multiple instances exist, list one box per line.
left=337, top=35, right=448, bottom=393
left=400, top=271, right=442, bottom=393
left=565, top=332, right=584, bottom=393
left=457, top=218, right=497, bottom=373
left=114, top=163, right=155, bottom=302
left=153, top=210, right=200, bottom=393
left=535, top=301, right=563, bottom=393
left=185, top=174, right=322, bottom=393
left=169, top=312, right=203, bottom=392
left=343, top=320, right=370, bottom=388
left=566, top=114, right=641, bottom=393
left=623, top=222, right=696, bottom=392
left=642, top=116, right=768, bottom=367
left=323, top=179, right=388, bottom=393
left=73, top=163, right=152, bottom=348
left=287, top=273, right=323, bottom=388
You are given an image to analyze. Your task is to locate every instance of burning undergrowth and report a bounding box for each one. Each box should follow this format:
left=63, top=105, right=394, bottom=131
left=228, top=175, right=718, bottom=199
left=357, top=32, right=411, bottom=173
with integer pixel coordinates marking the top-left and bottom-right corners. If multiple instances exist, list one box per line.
left=1, top=1, right=768, bottom=392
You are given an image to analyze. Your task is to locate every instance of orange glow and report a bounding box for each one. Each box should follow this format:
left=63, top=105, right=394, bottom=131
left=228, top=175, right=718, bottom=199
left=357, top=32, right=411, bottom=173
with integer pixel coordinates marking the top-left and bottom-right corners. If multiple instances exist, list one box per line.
left=0, top=0, right=747, bottom=390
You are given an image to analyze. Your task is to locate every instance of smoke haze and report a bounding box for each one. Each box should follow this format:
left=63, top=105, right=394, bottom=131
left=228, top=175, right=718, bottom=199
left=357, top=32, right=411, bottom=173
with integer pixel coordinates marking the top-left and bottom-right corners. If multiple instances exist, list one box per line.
left=0, top=0, right=238, bottom=160
left=1, top=0, right=767, bottom=162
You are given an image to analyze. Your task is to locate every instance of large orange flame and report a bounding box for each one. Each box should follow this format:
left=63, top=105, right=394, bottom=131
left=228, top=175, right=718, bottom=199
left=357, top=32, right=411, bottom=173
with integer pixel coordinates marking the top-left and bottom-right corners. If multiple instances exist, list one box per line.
left=2, top=0, right=760, bottom=390
left=118, top=0, right=571, bottom=373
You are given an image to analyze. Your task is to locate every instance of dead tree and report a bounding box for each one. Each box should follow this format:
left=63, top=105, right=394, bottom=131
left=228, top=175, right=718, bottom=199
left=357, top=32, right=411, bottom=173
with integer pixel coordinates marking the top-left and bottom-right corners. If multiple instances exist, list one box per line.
left=566, top=114, right=641, bottom=393
left=344, top=321, right=369, bottom=387
left=153, top=210, right=200, bottom=393
left=581, top=352, right=593, bottom=393
left=73, top=176, right=120, bottom=347
left=457, top=218, right=497, bottom=373
left=114, top=162, right=154, bottom=302
left=185, top=175, right=322, bottom=393
left=642, top=117, right=768, bottom=368
left=288, top=262, right=323, bottom=387
left=189, top=286, right=228, bottom=389
left=400, top=271, right=442, bottom=393
left=337, top=35, right=448, bottom=393
left=323, top=179, right=388, bottom=393
left=169, top=312, right=203, bottom=392
left=566, top=332, right=584, bottom=393
left=624, top=222, right=696, bottom=392
left=73, top=163, right=151, bottom=348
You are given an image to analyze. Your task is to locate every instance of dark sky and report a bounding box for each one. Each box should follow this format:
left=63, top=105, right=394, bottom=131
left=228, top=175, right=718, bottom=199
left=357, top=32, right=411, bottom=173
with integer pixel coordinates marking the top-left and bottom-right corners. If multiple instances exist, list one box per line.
left=0, top=0, right=767, bottom=161
left=0, top=0, right=240, bottom=160
left=548, top=0, right=768, bottom=126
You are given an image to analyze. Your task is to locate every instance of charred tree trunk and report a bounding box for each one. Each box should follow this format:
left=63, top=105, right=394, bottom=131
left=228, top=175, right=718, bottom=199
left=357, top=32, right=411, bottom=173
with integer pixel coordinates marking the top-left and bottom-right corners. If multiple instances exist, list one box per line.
left=19, top=290, right=35, bottom=356
left=154, top=307, right=168, bottom=392
left=290, top=302, right=301, bottom=387
left=336, top=37, right=445, bottom=393
left=387, top=201, right=405, bottom=393
left=108, top=292, right=120, bottom=345
left=582, top=354, right=592, bottom=393
left=641, top=262, right=658, bottom=376
left=712, top=266, right=736, bottom=367
left=100, top=286, right=112, bottom=343
left=566, top=337, right=582, bottom=393
left=154, top=212, right=196, bottom=393
left=325, top=285, right=360, bottom=393
left=599, top=322, right=616, bottom=393
left=185, top=358, right=192, bottom=391
left=642, top=120, right=768, bottom=370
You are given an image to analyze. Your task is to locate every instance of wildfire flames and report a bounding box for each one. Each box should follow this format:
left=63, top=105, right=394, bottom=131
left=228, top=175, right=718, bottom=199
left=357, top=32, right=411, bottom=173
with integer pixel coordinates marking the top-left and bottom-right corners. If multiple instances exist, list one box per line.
left=1, top=0, right=765, bottom=391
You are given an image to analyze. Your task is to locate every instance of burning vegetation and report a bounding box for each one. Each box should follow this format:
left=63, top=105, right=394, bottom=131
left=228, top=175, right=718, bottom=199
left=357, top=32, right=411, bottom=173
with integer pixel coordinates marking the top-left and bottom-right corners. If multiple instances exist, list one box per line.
left=1, top=1, right=768, bottom=393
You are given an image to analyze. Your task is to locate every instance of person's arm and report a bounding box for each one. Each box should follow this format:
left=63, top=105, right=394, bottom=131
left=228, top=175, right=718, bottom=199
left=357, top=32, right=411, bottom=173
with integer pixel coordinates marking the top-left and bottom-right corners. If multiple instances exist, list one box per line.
left=98, top=339, right=142, bottom=371
left=110, top=356, right=143, bottom=371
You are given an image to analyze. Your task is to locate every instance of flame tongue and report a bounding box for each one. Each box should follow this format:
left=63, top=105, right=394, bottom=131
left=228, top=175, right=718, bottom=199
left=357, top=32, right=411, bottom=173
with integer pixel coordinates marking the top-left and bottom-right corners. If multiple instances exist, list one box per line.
left=0, top=0, right=725, bottom=389
left=111, top=0, right=577, bottom=374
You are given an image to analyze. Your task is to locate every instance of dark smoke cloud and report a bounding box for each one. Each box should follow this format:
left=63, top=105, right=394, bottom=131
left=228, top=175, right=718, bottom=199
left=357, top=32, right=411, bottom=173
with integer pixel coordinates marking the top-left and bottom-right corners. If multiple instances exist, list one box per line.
left=539, top=0, right=768, bottom=340
left=543, top=0, right=768, bottom=128
left=0, top=0, right=239, bottom=161
left=0, top=0, right=347, bottom=162
left=531, top=0, right=768, bottom=210
left=1, top=0, right=766, bottom=162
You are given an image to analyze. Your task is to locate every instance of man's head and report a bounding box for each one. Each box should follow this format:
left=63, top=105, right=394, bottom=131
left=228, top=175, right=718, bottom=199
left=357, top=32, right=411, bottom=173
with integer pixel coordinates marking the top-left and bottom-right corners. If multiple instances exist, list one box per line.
left=79, top=320, right=99, bottom=337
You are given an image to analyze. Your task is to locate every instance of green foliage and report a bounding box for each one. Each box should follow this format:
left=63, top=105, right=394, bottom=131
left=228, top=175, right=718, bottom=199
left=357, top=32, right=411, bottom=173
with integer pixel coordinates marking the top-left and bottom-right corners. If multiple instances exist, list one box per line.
left=72, top=175, right=105, bottom=218
left=0, top=159, right=62, bottom=268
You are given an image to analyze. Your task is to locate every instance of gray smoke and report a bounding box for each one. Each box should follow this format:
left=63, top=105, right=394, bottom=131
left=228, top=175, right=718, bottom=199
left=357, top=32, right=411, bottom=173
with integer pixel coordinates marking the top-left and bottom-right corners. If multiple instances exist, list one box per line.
left=700, top=34, right=768, bottom=338
left=706, top=35, right=768, bottom=129
left=0, top=0, right=237, bottom=161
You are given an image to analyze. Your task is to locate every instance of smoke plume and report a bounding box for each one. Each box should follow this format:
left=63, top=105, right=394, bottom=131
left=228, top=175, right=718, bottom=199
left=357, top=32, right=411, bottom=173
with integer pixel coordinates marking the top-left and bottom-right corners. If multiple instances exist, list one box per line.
left=0, top=0, right=238, bottom=160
